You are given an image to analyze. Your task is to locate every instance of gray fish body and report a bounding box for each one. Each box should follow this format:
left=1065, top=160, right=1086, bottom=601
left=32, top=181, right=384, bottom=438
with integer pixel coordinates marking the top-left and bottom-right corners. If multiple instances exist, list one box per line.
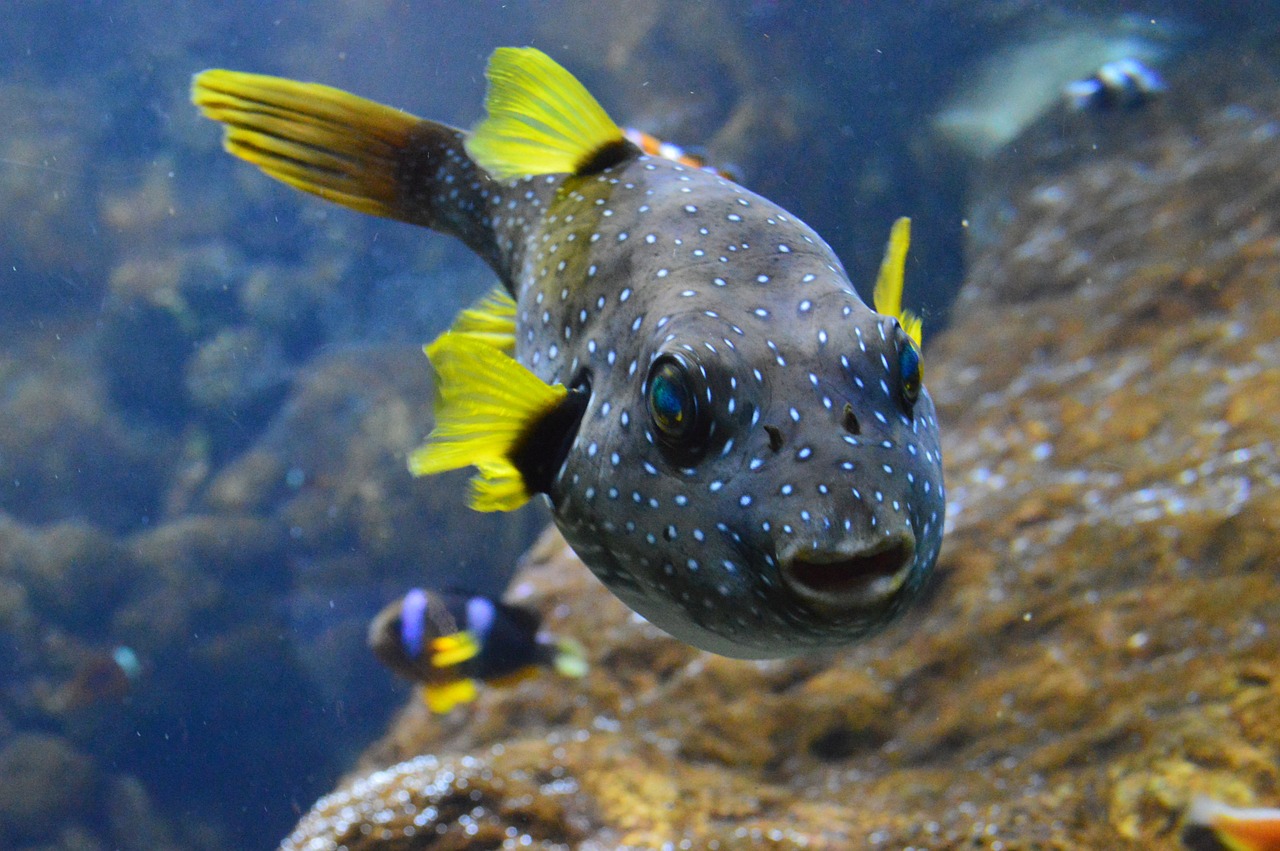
left=191, top=64, right=945, bottom=659
left=486, top=157, right=944, bottom=658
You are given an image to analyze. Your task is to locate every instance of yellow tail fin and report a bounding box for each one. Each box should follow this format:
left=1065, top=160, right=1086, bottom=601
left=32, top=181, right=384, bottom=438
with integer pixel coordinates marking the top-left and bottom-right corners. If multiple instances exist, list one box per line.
left=553, top=637, right=589, bottom=679
left=465, top=47, right=627, bottom=180
left=191, top=69, right=418, bottom=218
left=873, top=216, right=923, bottom=347
left=408, top=334, right=568, bottom=511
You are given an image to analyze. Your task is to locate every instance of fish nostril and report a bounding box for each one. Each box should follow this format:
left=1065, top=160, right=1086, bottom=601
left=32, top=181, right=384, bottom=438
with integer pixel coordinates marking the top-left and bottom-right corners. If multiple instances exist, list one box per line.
left=842, top=403, right=860, bottom=436
left=764, top=424, right=784, bottom=452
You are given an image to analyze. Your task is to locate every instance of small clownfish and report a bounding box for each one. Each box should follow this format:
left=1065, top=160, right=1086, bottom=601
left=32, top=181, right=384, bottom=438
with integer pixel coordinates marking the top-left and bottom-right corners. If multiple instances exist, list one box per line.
left=1064, top=57, right=1165, bottom=111
left=622, top=127, right=742, bottom=182
left=367, top=588, right=587, bottom=714
left=1185, top=796, right=1280, bottom=851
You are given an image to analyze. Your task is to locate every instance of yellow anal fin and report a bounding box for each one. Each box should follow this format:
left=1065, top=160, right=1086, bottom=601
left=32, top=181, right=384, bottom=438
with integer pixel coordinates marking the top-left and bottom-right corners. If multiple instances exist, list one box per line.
left=421, top=678, right=479, bottom=714
left=466, top=47, right=629, bottom=180
left=191, top=69, right=418, bottom=218
left=448, top=286, right=517, bottom=355
left=408, top=334, right=568, bottom=511
left=430, top=631, right=481, bottom=668
left=873, top=216, right=923, bottom=348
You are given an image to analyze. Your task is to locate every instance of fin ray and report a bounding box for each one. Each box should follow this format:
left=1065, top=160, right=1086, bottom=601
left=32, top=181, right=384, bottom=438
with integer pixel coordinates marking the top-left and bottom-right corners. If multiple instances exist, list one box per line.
left=465, top=47, right=626, bottom=180
left=192, top=69, right=418, bottom=218
left=447, top=286, right=518, bottom=355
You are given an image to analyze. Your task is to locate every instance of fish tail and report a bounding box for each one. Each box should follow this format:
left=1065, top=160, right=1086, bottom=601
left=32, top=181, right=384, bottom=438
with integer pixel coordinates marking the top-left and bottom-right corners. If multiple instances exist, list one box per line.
left=551, top=636, right=589, bottom=679
left=191, top=69, right=505, bottom=274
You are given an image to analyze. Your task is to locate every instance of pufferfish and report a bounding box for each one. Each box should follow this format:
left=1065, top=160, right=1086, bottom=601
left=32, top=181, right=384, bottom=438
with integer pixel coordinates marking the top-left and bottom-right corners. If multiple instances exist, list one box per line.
left=368, top=588, right=588, bottom=714
left=191, top=47, right=945, bottom=659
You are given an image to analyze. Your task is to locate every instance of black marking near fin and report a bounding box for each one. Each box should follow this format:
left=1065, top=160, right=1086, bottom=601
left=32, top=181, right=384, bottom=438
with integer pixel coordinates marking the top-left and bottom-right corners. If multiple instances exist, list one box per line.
left=574, top=137, right=640, bottom=176
left=510, top=388, right=590, bottom=499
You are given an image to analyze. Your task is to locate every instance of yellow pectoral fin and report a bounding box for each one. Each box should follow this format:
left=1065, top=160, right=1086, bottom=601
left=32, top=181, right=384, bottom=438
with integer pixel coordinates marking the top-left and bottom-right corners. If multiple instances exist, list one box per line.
left=465, top=47, right=627, bottom=180
left=447, top=286, right=517, bottom=355
left=191, top=69, right=418, bottom=219
left=422, top=679, right=479, bottom=714
left=408, top=333, right=569, bottom=512
left=873, top=216, right=923, bottom=347
left=429, top=631, right=481, bottom=668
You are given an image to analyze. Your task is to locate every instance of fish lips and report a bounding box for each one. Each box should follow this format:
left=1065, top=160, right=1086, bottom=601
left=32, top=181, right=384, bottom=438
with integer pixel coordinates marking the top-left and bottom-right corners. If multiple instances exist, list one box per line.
left=777, top=532, right=916, bottom=614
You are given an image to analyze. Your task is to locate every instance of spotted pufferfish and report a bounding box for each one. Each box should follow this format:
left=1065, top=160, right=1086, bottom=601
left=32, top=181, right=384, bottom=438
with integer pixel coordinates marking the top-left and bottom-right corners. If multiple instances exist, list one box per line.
left=191, top=47, right=945, bottom=659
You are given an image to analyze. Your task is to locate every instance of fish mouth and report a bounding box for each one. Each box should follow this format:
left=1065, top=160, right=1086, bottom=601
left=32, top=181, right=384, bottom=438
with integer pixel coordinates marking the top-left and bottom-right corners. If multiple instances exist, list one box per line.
left=780, top=534, right=915, bottom=610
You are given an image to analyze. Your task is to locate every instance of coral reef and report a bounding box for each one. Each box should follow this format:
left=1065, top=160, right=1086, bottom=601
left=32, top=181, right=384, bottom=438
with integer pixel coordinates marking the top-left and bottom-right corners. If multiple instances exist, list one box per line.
left=280, top=45, right=1280, bottom=851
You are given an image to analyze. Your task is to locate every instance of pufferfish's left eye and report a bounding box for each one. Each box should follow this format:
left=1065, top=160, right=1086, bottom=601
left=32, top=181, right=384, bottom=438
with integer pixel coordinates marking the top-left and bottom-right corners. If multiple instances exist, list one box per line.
left=648, top=355, right=697, bottom=439
left=645, top=352, right=709, bottom=461
left=897, top=330, right=922, bottom=409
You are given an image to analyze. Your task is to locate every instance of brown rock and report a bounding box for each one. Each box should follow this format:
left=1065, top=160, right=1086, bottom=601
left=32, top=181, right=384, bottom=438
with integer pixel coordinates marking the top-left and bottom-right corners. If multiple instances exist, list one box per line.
left=279, top=48, right=1280, bottom=851
left=0, top=733, right=97, bottom=842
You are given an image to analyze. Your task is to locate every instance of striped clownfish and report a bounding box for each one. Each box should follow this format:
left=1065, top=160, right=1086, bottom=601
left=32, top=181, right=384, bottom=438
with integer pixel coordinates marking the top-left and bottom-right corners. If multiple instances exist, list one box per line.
left=192, top=47, right=944, bottom=659
left=1185, top=796, right=1280, bottom=851
left=367, top=588, right=587, bottom=714
left=621, top=126, right=741, bottom=181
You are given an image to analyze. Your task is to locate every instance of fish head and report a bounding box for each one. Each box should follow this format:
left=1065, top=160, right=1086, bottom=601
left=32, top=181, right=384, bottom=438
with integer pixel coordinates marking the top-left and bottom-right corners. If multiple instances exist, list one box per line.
left=552, top=261, right=944, bottom=659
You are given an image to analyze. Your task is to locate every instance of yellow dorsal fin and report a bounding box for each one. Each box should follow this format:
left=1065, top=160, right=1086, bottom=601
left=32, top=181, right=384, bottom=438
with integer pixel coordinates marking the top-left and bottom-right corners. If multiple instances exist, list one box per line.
left=447, top=286, right=517, bottom=355
left=191, top=69, right=419, bottom=218
left=408, top=333, right=568, bottom=511
left=429, top=631, right=482, bottom=668
left=873, top=216, right=923, bottom=347
left=465, top=47, right=626, bottom=180
left=422, top=678, right=479, bottom=714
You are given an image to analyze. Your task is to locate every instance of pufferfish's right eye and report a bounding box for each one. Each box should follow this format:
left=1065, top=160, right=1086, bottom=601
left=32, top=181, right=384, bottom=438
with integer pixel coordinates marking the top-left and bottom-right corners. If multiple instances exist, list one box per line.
left=645, top=353, right=708, bottom=459
left=896, top=327, right=922, bottom=410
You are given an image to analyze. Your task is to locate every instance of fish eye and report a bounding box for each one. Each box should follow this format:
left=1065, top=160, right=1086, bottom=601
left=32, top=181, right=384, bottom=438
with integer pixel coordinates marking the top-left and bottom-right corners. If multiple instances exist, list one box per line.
left=645, top=353, right=706, bottom=455
left=897, top=330, right=922, bottom=409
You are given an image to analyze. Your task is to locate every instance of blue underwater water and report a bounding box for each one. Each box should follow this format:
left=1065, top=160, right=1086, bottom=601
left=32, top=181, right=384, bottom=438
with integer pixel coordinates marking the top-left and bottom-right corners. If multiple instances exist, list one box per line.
left=0, top=2, right=1274, bottom=849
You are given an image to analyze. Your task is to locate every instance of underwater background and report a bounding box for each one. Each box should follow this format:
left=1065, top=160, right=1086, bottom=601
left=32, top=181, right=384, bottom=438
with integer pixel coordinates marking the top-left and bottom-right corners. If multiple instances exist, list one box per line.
left=1, top=2, right=1278, bottom=849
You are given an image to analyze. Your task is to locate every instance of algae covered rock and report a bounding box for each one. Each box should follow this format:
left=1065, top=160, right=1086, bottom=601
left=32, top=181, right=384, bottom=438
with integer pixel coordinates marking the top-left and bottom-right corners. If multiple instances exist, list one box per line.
left=278, top=43, right=1280, bottom=851
left=0, top=733, right=96, bottom=843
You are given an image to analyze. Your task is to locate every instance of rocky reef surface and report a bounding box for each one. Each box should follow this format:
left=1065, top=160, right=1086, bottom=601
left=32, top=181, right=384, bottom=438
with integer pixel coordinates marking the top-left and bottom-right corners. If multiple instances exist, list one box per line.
left=278, top=49, right=1280, bottom=851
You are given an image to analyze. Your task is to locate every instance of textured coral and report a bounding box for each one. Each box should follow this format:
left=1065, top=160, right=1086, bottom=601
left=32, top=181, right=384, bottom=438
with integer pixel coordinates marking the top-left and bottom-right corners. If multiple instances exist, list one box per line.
left=280, top=46, right=1280, bottom=851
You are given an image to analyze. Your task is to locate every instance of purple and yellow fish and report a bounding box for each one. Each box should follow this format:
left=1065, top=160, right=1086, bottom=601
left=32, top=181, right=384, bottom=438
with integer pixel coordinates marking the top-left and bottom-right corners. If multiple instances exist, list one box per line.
left=368, top=588, right=586, bottom=714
